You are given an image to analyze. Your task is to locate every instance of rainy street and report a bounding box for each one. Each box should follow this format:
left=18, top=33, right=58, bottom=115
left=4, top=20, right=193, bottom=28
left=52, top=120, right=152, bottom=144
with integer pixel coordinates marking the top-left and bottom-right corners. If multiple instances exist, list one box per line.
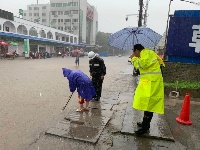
left=0, top=56, right=131, bottom=150
left=0, top=56, right=199, bottom=150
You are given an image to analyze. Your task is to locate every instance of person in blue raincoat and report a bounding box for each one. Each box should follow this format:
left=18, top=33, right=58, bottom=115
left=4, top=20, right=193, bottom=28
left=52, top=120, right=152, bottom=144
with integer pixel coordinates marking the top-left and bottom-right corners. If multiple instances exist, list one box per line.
left=62, top=68, right=96, bottom=112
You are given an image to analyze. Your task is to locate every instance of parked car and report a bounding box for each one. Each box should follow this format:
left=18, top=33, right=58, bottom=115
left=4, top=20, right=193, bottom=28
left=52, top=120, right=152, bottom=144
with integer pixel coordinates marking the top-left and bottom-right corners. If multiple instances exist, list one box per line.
left=118, top=54, right=122, bottom=57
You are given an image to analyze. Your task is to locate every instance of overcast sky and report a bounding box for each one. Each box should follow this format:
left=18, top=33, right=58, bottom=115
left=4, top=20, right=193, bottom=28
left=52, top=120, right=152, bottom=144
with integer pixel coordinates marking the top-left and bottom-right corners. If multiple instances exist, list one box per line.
left=0, top=0, right=200, bottom=35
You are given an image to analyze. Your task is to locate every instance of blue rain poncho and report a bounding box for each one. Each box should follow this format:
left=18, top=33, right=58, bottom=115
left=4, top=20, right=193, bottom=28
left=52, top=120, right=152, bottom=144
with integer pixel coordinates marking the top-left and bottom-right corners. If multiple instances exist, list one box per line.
left=62, top=68, right=96, bottom=100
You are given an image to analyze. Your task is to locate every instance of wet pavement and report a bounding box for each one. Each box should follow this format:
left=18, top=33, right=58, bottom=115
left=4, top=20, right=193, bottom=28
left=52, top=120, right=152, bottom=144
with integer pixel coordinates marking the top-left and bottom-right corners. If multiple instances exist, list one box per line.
left=46, top=102, right=113, bottom=144
left=121, top=101, right=174, bottom=141
left=0, top=56, right=199, bottom=150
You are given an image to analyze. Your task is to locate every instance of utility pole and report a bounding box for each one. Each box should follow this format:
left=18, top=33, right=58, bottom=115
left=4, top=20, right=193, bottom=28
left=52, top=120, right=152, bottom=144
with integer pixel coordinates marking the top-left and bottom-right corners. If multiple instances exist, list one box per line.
left=143, top=0, right=150, bottom=27
left=138, top=0, right=143, bottom=27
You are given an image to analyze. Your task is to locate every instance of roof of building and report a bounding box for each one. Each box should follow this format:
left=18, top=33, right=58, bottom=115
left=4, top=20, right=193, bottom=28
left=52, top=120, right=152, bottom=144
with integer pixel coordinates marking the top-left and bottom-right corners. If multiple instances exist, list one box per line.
left=0, top=31, right=84, bottom=47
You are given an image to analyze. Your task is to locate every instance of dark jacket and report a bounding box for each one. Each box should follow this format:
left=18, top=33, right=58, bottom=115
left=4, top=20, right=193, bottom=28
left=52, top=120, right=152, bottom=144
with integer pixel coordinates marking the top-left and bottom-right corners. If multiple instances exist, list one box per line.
left=89, top=56, right=106, bottom=77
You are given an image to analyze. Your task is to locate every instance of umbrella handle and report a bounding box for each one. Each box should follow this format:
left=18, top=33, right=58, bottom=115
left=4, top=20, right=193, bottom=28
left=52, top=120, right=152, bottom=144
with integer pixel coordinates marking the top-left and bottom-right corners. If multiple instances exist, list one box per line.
left=61, top=92, right=74, bottom=111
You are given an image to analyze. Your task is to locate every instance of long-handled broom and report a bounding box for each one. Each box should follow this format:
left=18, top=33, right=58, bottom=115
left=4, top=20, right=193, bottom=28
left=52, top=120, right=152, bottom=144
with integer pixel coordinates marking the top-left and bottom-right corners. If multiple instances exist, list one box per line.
left=61, top=92, right=74, bottom=111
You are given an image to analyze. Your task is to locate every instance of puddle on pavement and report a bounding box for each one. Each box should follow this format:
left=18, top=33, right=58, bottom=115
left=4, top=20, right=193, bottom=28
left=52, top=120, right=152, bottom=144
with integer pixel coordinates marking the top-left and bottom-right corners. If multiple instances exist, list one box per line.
left=69, top=123, right=100, bottom=140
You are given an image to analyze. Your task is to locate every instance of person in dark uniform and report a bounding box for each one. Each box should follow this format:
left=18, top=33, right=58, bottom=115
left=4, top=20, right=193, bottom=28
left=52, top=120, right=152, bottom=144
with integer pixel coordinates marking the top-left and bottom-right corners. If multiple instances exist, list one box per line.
left=88, top=51, right=106, bottom=101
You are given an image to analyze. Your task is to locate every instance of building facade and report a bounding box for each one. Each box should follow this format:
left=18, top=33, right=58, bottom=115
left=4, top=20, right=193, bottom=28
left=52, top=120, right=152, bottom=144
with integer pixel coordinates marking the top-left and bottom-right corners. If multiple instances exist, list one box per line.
left=0, top=9, right=79, bottom=56
left=22, top=0, right=98, bottom=45
left=23, top=4, right=50, bottom=27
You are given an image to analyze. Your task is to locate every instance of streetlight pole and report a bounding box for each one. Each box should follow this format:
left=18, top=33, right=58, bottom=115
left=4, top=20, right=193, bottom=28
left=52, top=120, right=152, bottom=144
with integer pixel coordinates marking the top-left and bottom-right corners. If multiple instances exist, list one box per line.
left=163, top=0, right=173, bottom=60
left=164, top=0, right=172, bottom=49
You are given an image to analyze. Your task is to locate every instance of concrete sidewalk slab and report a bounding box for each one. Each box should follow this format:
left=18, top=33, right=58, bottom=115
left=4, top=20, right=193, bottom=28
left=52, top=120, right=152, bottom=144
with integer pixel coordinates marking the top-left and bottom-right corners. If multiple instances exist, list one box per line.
left=121, top=103, right=174, bottom=142
left=46, top=103, right=113, bottom=144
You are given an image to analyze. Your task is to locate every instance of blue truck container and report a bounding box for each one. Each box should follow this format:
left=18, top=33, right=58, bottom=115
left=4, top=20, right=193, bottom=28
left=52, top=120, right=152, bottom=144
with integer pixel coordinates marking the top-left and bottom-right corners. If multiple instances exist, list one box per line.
left=99, top=52, right=108, bottom=57
left=166, top=10, right=200, bottom=64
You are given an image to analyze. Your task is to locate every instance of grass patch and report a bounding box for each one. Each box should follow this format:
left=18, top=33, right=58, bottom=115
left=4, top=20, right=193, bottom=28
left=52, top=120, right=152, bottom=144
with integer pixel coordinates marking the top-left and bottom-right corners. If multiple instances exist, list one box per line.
left=164, top=81, right=200, bottom=89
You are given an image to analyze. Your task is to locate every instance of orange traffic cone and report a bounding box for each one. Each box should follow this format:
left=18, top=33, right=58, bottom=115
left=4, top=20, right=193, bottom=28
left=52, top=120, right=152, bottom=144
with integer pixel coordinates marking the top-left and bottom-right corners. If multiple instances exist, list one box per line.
left=176, top=93, right=192, bottom=125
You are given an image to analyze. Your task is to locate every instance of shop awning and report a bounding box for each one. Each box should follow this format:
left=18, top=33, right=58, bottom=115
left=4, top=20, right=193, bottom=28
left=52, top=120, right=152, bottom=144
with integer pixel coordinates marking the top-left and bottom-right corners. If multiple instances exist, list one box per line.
left=0, top=31, right=83, bottom=47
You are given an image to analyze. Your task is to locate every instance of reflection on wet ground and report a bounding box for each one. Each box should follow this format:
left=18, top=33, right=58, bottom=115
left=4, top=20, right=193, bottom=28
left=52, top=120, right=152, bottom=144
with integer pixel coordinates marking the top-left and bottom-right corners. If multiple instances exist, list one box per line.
left=46, top=101, right=113, bottom=143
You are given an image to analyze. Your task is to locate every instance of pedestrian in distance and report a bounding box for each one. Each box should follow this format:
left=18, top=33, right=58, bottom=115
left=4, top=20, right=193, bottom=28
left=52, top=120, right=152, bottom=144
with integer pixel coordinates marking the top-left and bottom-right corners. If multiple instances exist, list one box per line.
left=130, top=44, right=165, bottom=135
left=75, top=54, right=80, bottom=66
left=62, top=68, right=96, bottom=112
left=88, top=51, right=106, bottom=101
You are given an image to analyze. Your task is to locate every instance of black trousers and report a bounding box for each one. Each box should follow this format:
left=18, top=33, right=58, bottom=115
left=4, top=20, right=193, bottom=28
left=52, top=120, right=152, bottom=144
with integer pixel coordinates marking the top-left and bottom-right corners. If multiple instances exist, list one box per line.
left=142, top=111, right=153, bottom=130
left=92, top=77, right=103, bottom=98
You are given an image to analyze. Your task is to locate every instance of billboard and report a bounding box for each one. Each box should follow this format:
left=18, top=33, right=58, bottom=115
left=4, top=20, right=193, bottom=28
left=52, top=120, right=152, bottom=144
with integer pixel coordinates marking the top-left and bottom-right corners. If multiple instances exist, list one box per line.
left=166, top=17, right=200, bottom=59
left=24, top=39, right=30, bottom=58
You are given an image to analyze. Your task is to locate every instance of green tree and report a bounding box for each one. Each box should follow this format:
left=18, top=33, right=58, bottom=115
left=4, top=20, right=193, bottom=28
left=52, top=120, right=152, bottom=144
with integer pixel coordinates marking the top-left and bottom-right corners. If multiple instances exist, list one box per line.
left=96, top=31, right=131, bottom=56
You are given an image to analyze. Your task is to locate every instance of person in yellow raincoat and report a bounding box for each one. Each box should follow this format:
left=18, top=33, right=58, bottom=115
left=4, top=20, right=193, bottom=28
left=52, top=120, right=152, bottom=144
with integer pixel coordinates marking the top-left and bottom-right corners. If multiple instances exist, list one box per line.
left=130, top=44, right=165, bottom=135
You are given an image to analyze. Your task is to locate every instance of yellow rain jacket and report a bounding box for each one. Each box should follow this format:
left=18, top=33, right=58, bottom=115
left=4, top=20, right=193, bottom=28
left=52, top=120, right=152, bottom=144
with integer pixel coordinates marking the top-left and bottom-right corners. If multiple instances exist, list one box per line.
left=131, top=48, right=164, bottom=114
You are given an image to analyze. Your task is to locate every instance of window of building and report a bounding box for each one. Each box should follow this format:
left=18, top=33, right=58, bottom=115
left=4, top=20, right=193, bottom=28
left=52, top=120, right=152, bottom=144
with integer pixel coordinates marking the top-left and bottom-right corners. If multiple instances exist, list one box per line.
left=34, top=13, right=39, bottom=16
left=24, top=13, right=26, bottom=16
left=42, top=6, right=46, bottom=9
left=0, top=25, right=1, bottom=30
left=74, top=37, right=77, bottom=43
left=52, top=11, right=57, bottom=15
left=58, top=19, right=60, bottom=23
left=62, top=2, right=79, bottom=7
left=58, top=27, right=60, bottom=30
left=56, top=36, right=59, bottom=40
left=42, top=13, right=46, bottom=16
left=29, top=7, right=32, bottom=10
left=64, top=19, right=71, bottom=22
left=73, top=2, right=78, bottom=6
left=61, top=19, right=63, bottom=22
left=29, top=13, right=32, bottom=16
left=72, top=19, right=78, bottom=22
left=56, top=3, right=62, bottom=7
left=72, top=10, right=78, bottom=14
left=64, top=11, right=70, bottom=15
left=58, top=11, right=63, bottom=15
left=66, top=36, right=69, bottom=42
left=51, top=3, right=55, bottom=7
left=34, top=7, right=39, bottom=10
left=52, top=19, right=57, bottom=23
left=67, top=26, right=71, bottom=30
left=34, top=19, right=38, bottom=22
left=61, top=27, right=63, bottom=31
left=62, top=37, right=65, bottom=41
left=73, top=26, right=78, bottom=30
left=70, top=36, right=73, bottom=43
left=42, top=19, right=46, bottom=22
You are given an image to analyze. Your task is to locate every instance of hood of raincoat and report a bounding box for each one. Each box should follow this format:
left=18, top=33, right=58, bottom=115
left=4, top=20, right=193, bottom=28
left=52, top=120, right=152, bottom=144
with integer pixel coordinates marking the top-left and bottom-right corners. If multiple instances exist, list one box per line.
left=62, top=68, right=96, bottom=100
left=62, top=68, right=72, bottom=78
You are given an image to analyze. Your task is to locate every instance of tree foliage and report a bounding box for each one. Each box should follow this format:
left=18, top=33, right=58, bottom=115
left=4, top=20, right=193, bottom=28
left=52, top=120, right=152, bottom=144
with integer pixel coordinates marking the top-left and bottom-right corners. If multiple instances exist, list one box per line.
left=96, top=31, right=131, bottom=55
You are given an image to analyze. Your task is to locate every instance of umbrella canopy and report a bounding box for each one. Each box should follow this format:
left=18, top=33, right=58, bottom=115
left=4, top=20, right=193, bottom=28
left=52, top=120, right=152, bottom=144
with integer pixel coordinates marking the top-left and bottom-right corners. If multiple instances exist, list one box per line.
left=109, top=27, right=162, bottom=50
left=0, top=40, right=9, bottom=46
